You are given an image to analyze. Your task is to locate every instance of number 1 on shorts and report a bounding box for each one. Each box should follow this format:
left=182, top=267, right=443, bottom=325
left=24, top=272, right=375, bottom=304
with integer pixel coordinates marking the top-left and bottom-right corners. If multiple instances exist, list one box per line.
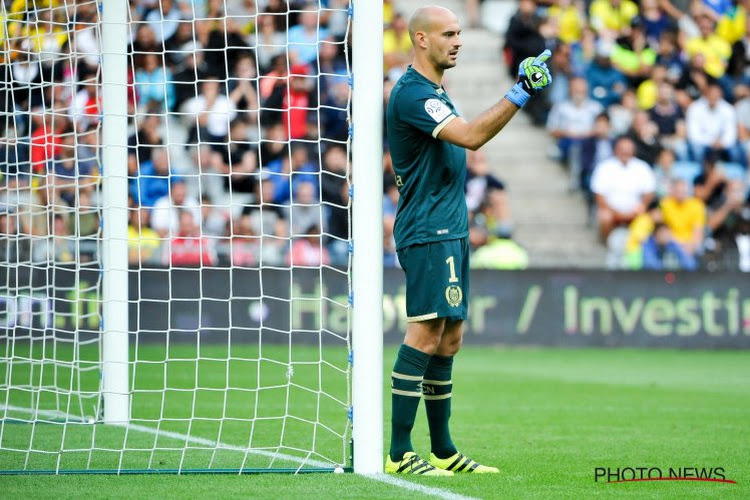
left=446, top=256, right=459, bottom=283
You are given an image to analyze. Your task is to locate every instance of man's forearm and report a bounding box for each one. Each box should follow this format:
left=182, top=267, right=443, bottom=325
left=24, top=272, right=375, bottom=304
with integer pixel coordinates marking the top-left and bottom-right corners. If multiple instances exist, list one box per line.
left=466, top=98, right=521, bottom=150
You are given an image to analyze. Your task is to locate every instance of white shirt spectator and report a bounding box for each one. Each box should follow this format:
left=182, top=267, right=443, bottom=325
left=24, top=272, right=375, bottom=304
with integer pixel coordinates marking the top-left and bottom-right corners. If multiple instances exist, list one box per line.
left=591, top=156, right=656, bottom=213
left=546, top=99, right=604, bottom=137
left=686, top=96, right=738, bottom=149
left=181, top=94, right=237, bottom=138
left=151, top=195, right=202, bottom=236
left=145, top=3, right=182, bottom=43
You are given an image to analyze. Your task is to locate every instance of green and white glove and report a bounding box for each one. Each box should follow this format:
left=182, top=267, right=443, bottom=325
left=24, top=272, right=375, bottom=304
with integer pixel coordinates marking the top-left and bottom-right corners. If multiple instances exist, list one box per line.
left=504, top=49, right=553, bottom=108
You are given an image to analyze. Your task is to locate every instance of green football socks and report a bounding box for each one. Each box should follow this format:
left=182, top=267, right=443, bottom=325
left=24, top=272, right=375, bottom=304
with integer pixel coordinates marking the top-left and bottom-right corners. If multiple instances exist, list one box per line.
left=389, top=344, right=431, bottom=462
left=423, top=354, right=457, bottom=459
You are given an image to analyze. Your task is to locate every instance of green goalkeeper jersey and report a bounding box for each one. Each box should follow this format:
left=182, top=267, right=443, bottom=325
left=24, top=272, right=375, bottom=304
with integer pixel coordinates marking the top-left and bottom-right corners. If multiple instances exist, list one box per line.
left=386, top=66, right=468, bottom=251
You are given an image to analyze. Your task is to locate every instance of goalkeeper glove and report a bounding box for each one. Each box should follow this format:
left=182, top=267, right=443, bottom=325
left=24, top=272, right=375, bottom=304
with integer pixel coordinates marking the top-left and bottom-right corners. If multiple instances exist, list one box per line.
left=504, top=49, right=553, bottom=108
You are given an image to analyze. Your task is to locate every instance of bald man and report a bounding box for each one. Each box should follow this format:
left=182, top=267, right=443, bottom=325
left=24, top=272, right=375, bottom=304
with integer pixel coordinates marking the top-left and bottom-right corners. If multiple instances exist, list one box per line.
left=384, top=6, right=552, bottom=475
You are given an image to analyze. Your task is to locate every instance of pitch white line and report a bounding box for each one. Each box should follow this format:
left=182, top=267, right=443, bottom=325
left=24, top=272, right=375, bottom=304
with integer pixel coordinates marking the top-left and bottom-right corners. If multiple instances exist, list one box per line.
left=1, top=404, right=477, bottom=499
left=366, top=474, right=479, bottom=500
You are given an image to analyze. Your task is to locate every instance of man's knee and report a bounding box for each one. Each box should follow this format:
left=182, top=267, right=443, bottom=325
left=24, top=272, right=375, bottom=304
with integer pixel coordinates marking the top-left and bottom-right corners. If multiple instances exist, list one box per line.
left=404, top=318, right=445, bottom=354
left=437, top=320, right=463, bottom=356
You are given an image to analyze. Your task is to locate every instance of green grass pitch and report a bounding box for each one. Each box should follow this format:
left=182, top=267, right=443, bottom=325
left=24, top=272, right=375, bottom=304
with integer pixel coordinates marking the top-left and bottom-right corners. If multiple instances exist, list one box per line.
left=1, top=345, right=749, bottom=498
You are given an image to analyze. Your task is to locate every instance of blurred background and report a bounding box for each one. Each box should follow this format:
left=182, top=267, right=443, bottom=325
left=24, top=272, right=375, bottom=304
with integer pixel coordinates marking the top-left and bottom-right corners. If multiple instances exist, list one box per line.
left=1, top=0, right=748, bottom=272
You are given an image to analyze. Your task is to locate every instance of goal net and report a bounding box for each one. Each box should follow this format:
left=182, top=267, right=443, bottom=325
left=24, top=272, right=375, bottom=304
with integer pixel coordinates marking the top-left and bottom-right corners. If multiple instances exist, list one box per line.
left=0, top=0, right=361, bottom=474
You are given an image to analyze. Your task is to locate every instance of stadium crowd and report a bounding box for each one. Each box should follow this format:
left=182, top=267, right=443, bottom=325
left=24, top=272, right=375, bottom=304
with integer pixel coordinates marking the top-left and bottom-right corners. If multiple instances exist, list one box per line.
left=0, top=0, right=528, bottom=270
left=5, top=0, right=747, bottom=271
left=506, top=0, right=750, bottom=271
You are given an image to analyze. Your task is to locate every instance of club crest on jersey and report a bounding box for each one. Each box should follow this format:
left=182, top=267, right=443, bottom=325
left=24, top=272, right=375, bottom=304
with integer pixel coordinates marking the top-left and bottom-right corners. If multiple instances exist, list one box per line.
left=445, top=285, right=462, bottom=308
left=424, top=98, right=452, bottom=123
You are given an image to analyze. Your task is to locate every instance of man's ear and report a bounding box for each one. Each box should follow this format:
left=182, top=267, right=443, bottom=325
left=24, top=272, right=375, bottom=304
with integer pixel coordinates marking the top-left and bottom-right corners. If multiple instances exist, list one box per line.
left=414, top=31, right=428, bottom=49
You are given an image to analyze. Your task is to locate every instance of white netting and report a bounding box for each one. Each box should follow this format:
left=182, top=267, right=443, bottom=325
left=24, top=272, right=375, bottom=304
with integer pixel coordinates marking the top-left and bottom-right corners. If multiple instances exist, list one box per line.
left=0, top=0, right=352, bottom=472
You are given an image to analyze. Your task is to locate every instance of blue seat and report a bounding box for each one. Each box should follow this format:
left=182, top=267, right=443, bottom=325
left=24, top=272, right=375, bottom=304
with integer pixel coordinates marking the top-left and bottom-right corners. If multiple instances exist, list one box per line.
left=721, top=162, right=746, bottom=181
left=671, top=161, right=702, bottom=184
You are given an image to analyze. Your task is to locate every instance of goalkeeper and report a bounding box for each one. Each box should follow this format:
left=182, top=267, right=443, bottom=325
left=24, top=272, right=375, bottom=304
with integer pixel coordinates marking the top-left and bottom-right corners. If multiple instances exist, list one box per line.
left=384, top=5, right=551, bottom=476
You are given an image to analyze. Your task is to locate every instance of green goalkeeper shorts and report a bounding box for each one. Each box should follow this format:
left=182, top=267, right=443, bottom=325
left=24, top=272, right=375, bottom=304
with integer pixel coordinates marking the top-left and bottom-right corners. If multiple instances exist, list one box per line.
left=397, top=238, right=470, bottom=323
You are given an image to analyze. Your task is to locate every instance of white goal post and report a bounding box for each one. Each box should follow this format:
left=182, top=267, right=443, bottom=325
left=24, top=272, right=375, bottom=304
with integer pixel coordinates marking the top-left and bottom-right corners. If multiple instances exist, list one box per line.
left=351, top=0, right=384, bottom=475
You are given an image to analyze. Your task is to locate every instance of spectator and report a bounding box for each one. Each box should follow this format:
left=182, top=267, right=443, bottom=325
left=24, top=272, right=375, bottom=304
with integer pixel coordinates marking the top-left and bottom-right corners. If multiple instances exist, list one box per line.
left=655, top=30, right=685, bottom=84
left=219, top=119, right=259, bottom=194
left=266, top=64, right=316, bottom=140
left=134, top=52, right=175, bottom=111
left=230, top=213, right=258, bottom=268
left=636, top=63, right=669, bottom=110
left=254, top=13, right=286, bottom=72
left=586, top=40, right=628, bottom=108
left=288, top=224, right=330, bottom=267
left=640, top=0, right=673, bottom=46
left=685, top=14, right=732, bottom=79
left=642, top=222, right=698, bottom=269
left=626, top=110, right=661, bottom=165
left=648, top=82, right=688, bottom=159
left=51, top=213, right=75, bottom=264
left=587, top=113, right=615, bottom=192
left=145, top=0, right=184, bottom=44
left=591, top=136, right=656, bottom=240
left=128, top=205, right=162, bottom=266
left=624, top=200, right=662, bottom=268
left=228, top=54, right=260, bottom=123
left=693, top=151, right=730, bottom=209
left=707, top=179, right=748, bottom=240
left=171, top=42, right=209, bottom=111
left=135, top=147, right=172, bottom=208
left=243, top=178, right=289, bottom=265
left=319, top=81, right=350, bottom=141
left=505, top=0, right=546, bottom=79
left=182, top=78, right=238, bottom=144
left=290, top=180, right=321, bottom=236
left=547, top=77, right=604, bottom=190
left=170, top=210, right=217, bottom=267
left=470, top=187, right=513, bottom=249
left=652, top=147, right=677, bottom=198
left=608, top=89, right=638, bottom=135
left=465, top=150, right=505, bottom=214
left=610, top=17, right=657, bottom=85
left=660, top=177, right=706, bottom=255
left=151, top=179, right=202, bottom=236
left=287, top=9, right=329, bottom=66
left=685, top=82, right=739, bottom=163
left=676, top=53, right=711, bottom=106
left=589, top=0, right=639, bottom=36
left=546, top=0, right=586, bottom=45
left=384, top=13, right=412, bottom=76
left=321, top=145, right=349, bottom=265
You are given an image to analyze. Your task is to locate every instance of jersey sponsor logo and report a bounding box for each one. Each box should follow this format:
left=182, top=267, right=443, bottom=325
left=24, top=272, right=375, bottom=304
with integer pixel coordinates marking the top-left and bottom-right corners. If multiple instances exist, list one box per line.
left=445, top=285, right=463, bottom=308
left=424, top=98, right=452, bottom=123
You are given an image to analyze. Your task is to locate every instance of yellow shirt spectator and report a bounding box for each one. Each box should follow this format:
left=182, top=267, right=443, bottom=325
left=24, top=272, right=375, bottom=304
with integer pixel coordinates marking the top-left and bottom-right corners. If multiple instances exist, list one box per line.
left=547, top=4, right=585, bottom=44
left=589, top=0, right=639, bottom=34
left=660, top=196, right=706, bottom=246
left=717, top=5, right=746, bottom=44
left=128, top=224, right=162, bottom=265
left=636, top=79, right=658, bottom=110
left=685, top=34, right=732, bottom=78
left=383, top=14, right=412, bottom=72
left=383, top=29, right=412, bottom=58
left=626, top=212, right=655, bottom=253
